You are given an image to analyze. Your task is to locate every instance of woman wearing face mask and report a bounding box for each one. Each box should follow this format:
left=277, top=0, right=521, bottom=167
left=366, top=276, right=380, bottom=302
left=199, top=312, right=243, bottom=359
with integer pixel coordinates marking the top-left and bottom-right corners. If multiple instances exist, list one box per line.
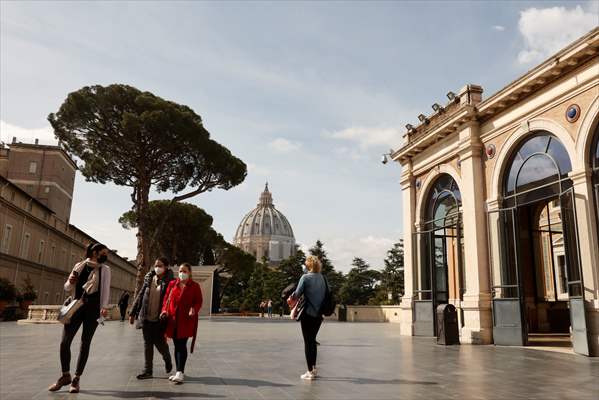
left=49, top=243, right=112, bottom=393
left=160, top=263, right=203, bottom=383
left=129, top=257, right=174, bottom=379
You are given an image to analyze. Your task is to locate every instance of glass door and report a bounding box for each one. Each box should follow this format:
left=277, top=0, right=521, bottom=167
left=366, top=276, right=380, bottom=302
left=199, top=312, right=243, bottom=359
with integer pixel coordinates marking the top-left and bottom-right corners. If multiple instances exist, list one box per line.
left=488, top=208, right=527, bottom=346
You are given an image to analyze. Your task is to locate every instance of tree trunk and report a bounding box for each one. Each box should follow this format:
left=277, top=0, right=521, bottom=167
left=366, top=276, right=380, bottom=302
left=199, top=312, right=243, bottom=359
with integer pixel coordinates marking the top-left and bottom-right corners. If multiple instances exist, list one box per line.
left=134, top=182, right=151, bottom=298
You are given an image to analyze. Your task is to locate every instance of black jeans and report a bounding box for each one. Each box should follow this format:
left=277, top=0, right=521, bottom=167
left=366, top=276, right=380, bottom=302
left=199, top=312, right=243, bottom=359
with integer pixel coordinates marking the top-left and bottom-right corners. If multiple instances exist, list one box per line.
left=60, top=304, right=99, bottom=375
left=119, top=305, right=127, bottom=321
left=173, top=338, right=189, bottom=373
left=142, top=320, right=172, bottom=373
left=300, top=314, right=322, bottom=371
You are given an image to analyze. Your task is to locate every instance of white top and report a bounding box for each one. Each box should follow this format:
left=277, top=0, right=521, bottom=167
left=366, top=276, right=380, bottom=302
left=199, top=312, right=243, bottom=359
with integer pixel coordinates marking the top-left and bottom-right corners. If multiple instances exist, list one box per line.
left=64, top=260, right=112, bottom=309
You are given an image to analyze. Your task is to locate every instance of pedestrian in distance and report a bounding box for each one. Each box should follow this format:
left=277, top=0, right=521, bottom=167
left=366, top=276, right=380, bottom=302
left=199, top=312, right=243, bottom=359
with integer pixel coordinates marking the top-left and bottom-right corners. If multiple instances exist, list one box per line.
left=118, top=290, right=130, bottom=322
left=287, top=255, right=327, bottom=380
left=49, top=243, right=112, bottom=393
left=161, top=263, right=203, bottom=384
left=267, top=299, right=273, bottom=318
left=129, top=257, right=174, bottom=380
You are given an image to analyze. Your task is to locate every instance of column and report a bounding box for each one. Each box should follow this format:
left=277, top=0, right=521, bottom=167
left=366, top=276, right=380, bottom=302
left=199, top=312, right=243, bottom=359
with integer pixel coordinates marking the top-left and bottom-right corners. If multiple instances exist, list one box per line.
left=399, top=161, right=416, bottom=336
left=457, top=122, right=493, bottom=344
left=570, top=169, right=599, bottom=356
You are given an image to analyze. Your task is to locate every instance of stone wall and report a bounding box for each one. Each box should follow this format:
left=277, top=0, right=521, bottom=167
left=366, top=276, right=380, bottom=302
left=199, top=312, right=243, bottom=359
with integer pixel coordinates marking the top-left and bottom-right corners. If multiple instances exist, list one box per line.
left=343, top=305, right=402, bottom=323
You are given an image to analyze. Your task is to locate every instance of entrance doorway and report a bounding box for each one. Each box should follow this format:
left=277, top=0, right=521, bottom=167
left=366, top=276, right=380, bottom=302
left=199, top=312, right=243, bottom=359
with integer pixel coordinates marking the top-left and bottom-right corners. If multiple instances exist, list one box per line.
left=488, top=132, right=590, bottom=355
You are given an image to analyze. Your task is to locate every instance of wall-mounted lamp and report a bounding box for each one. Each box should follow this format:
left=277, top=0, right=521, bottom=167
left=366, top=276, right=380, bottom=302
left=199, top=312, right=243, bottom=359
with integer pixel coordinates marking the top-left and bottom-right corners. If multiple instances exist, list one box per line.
left=381, top=149, right=394, bottom=165
left=431, top=103, right=444, bottom=113
left=417, top=114, right=429, bottom=124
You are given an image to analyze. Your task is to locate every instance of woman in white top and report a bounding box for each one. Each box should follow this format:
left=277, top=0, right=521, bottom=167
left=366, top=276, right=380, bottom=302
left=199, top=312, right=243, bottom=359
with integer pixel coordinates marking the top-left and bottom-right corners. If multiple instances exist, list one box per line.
left=49, top=243, right=112, bottom=393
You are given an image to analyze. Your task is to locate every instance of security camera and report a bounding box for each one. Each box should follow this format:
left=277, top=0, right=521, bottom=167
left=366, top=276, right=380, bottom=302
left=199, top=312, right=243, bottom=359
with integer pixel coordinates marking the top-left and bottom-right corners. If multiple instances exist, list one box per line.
left=381, top=154, right=388, bottom=164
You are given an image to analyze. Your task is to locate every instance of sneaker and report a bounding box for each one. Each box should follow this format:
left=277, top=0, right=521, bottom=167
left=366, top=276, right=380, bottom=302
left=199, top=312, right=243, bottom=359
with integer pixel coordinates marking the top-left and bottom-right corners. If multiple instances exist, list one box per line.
left=172, top=371, right=184, bottom=383
left=48, top=374, right=71, bottom=391
left=168, top=374, right=176, bottom=381
left=300, top=371, right=315, bottom=380
left=311, top=368, right=318, bottom=378
left=165, top=358, right=173, bottom=374
left=69, top=376, right=80, bottom=393
left=136, top=371, right=153, bottom=380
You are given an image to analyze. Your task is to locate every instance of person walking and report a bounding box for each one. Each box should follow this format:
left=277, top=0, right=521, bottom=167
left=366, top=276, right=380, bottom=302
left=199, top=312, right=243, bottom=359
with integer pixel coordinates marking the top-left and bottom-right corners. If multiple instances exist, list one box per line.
left=287, top=255, right=326, bottom=380
left=267, top=299, right=273, bottom=319
left=118, top=290, right=130, bottom=322
left=161, top=263, right=203, bottom=384
left=48, top=243, right=111, bottom=393
left=129, top=257, right=174, bottom=379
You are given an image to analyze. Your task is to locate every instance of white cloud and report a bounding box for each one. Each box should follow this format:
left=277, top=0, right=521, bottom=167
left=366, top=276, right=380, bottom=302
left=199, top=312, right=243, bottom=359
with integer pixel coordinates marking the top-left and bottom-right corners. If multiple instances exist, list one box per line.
left=267, top=137, right=302, bottom=153
left=333, top=146, right=365, bottom=160
left=0, top=120, right=57, bottom=145
left=327, top=126, right=402, bottom=151
left=247, top=162, right=271, bottom=176
left=492, top=25, right=506, bottom=32
left=517, top=5, right=598, bottom=64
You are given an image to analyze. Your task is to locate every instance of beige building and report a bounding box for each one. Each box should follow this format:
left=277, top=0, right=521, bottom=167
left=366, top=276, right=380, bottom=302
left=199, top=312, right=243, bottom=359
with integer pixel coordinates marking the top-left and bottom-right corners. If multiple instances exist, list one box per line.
left=393, top=28, right=599, bottom=356
left=0, top=140, right=137, bottom=305
left=233, top=184, right=296, bottom=263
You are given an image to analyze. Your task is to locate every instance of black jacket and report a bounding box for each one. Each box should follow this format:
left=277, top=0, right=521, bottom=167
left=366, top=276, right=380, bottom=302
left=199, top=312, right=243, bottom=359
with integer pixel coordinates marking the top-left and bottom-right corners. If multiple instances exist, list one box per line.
left=130, top=268, right=174, bottom=329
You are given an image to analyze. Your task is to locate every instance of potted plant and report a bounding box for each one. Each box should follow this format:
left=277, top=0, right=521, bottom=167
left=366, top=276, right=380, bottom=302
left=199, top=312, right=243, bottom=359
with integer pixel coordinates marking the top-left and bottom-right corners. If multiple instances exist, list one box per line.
left=0, top=278, right=18, bottom=315
left=18, top=276, right=37, bottom=311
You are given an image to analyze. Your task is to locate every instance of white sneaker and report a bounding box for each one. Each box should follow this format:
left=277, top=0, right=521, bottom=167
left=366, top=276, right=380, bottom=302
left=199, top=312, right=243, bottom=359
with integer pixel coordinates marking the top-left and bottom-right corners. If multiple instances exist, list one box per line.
left=300, top=371, right=315, bottom=380
left=311, top=368, right=318, bottom=378
left=172, top=371, right=184, bottom=383
left=168, top=374, right=176, bottom=381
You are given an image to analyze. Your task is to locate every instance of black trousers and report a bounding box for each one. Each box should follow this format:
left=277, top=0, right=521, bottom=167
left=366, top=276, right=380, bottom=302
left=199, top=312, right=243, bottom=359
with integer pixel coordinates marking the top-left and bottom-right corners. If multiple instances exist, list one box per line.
left=60, top=304, right=99, bottom=375
left=300, top=314, right=322, bottom=371
left=142, top=320, right=172, bottom=373
left=119, top=305, right=127, bottom=321
left=173, top=338, right=189, bottom=373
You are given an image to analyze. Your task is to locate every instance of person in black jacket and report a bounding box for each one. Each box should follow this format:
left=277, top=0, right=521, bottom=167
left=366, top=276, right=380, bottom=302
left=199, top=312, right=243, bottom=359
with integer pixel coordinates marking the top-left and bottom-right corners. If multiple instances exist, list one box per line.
left=129, top=257, right=174, bottom=379
left=118, top=291, right=130, bottom=321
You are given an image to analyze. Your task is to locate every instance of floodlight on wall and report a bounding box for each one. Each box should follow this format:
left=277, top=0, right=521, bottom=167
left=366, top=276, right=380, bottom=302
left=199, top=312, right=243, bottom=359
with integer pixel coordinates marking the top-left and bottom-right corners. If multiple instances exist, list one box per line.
left=405, top=123, right=414, bottom=131
left=432, top=103, right=444, bottom=113
left=418, top=114, right=429, bottom=124
left=446, top=91, right=457, bottom=102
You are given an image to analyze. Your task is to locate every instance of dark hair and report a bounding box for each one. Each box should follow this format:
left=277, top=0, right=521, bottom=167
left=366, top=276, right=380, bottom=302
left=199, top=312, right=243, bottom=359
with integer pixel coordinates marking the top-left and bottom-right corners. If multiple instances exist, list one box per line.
left=179, top=263, right=192, bottom=274
left=86, top=243, right=107, bottom=258
left=156, top=256, right=170, bottom=266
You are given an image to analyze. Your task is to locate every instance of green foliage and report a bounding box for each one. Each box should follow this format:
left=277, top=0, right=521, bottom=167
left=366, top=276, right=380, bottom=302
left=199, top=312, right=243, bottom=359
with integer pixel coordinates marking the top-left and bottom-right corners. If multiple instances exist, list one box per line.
left=309, top=240, right=345, bottom=301
left=379, top=239, right=405, bottom=304
left=278, top=247, right=305, bottom=288
left=215, top=242, right=257, bottom=310
left=339, top=258, right=381, bottom=305
left=0, top=278, right=17, bottom=302
left=119, top=200, right=219, bottom=265
left=19, top=276, right=38, bottom=302
left=48, top=84, right=247, bottom=290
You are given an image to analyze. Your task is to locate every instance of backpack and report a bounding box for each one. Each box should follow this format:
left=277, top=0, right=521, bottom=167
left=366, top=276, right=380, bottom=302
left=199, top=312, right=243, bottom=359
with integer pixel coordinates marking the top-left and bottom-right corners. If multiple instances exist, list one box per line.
left=320, top=276, right=336, bottom=317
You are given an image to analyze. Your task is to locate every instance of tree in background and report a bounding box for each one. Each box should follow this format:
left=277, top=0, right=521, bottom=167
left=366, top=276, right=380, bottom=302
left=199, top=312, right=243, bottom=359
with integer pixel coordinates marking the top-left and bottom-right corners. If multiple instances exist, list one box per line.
left=119, top=200, right=219, bottom=266
left=49, top=84, right=246, bottom=294
left=339, top=258, right=380, bottom=305
left=369, top=239, right=405, bottom=305
left=309, top=240, right=345, bottom=301
left=214, top=242, right=257, bottom=310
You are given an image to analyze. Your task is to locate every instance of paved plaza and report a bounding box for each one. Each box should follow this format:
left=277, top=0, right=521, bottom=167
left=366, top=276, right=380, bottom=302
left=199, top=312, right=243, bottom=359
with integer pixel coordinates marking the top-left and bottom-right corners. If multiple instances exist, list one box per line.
left=1, top=319, right=598, bottom=400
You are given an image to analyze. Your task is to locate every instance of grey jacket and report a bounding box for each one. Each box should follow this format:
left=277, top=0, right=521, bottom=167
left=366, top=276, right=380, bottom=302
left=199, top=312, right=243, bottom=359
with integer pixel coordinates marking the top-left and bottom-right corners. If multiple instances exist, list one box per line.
left=130, top=268, right=174, bottom=329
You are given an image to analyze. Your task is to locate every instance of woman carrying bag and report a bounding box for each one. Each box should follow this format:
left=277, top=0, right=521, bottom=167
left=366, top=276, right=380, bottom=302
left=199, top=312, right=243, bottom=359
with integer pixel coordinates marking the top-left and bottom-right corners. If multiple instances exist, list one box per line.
left=160, top=263, right=203, bottom=384
left=49, top=243, right=112, bottom=393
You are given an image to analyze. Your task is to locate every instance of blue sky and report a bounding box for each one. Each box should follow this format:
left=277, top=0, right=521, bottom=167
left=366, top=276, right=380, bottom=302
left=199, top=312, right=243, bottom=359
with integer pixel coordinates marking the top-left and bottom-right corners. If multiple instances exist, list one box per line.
left=1, top=1, right=597, bottom=271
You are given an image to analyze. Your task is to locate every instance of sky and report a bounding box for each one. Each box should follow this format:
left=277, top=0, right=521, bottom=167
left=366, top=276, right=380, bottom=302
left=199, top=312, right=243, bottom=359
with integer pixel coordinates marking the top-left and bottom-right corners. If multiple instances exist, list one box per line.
left=1, top=1, right=598, bottom=271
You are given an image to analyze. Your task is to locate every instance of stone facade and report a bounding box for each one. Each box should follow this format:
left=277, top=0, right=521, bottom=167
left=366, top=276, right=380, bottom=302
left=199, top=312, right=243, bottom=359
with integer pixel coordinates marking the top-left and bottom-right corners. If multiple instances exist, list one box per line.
left=393, top=28, right=599, bottom=355
left=0, top=141, right=137, bottom=306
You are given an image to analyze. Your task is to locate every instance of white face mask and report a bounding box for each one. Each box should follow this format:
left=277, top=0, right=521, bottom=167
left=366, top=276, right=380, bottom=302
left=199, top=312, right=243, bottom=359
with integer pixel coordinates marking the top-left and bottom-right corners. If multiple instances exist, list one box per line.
left=179, top=272, right=189, bottom=281
left=154, top=267, right=164, bottom=275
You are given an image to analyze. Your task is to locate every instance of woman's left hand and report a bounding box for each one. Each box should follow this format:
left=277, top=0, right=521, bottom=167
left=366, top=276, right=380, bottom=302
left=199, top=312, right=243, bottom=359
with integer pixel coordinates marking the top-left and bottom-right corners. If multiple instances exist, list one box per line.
left=189, top=307, right=195, bottom=317
left=100, top=308, right=108, bottom=318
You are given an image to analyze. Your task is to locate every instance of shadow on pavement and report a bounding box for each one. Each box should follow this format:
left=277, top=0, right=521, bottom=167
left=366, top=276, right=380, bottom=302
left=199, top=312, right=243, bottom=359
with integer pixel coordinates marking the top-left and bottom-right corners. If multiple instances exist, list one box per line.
left=185, top=376, right=293, bottom=388
left=319, top=377, right=437, bottom=385
left=83, top=390, right=225, bottom=398
left=319, top=344, right=375, bottom=347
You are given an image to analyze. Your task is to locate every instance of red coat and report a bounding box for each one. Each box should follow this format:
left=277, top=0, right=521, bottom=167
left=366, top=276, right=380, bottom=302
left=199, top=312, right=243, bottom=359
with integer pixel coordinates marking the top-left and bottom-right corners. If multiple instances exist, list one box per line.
left=162, top=279, right=203, bottom=351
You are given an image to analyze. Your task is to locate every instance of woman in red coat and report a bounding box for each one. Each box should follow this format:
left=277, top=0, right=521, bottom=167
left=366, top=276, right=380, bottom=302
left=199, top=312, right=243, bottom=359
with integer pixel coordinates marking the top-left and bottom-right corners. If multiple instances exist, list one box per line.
left=160, top=263, right=203, bottom=384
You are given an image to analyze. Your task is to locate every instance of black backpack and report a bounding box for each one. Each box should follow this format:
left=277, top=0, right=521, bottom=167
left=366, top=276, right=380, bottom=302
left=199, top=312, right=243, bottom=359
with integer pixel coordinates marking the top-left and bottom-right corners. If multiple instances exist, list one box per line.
left=320, top=276, right=336, bottom=317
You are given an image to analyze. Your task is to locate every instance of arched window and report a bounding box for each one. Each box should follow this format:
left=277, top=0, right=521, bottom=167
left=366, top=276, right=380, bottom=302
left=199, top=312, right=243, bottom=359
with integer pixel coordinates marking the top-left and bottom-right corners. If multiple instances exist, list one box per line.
left=425, top=174, right=462, bottom=230
left=503, top=132, right=572, bottom=207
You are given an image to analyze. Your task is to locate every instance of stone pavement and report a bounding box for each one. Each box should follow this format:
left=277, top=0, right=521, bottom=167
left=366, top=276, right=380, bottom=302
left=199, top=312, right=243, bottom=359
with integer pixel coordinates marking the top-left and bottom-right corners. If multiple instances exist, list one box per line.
left=1, top=318, right=598, bottom=400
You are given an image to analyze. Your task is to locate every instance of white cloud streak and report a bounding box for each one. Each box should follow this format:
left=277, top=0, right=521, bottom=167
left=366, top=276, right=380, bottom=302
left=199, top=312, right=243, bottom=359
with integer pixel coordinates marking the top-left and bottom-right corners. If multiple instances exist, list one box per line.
left=267, top=138, right=302, bottom=153
left=327, top=126, right=402, bottom=151
left=0, top=120, right=57, bottom=145
left=517, top=5, right=598, bottom=65
left=492, top=25, right=506, bottom=32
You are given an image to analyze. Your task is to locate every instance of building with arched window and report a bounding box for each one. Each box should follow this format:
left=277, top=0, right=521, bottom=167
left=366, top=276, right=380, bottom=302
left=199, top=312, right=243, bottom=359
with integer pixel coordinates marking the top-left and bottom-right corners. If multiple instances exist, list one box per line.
left=392, top=28, right=599, bottom=356
left=233, top=184, right=296, bottom=264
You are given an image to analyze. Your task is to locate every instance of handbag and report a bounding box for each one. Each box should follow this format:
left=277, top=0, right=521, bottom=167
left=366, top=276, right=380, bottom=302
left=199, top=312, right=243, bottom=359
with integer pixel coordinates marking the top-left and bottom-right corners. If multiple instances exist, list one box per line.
left=290, top=295, right=306, bottom=321
left=58, top=296, right=84, bottom=325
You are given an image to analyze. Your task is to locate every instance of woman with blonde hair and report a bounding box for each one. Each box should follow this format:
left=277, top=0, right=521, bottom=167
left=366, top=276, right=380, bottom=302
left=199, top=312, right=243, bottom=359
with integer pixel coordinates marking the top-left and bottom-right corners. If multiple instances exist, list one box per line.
left=287, top=255, right=326, bottom=380
left=160, top=263, right=203, bottom=384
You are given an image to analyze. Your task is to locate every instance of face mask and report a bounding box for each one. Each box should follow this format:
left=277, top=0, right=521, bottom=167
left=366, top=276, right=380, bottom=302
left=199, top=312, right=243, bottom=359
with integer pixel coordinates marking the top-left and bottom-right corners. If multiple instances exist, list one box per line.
left=154, top=267, right=164, bottom=275
left=97, top=255, right=108, bottom=264
left=179, top=272, right=189, bottom=281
